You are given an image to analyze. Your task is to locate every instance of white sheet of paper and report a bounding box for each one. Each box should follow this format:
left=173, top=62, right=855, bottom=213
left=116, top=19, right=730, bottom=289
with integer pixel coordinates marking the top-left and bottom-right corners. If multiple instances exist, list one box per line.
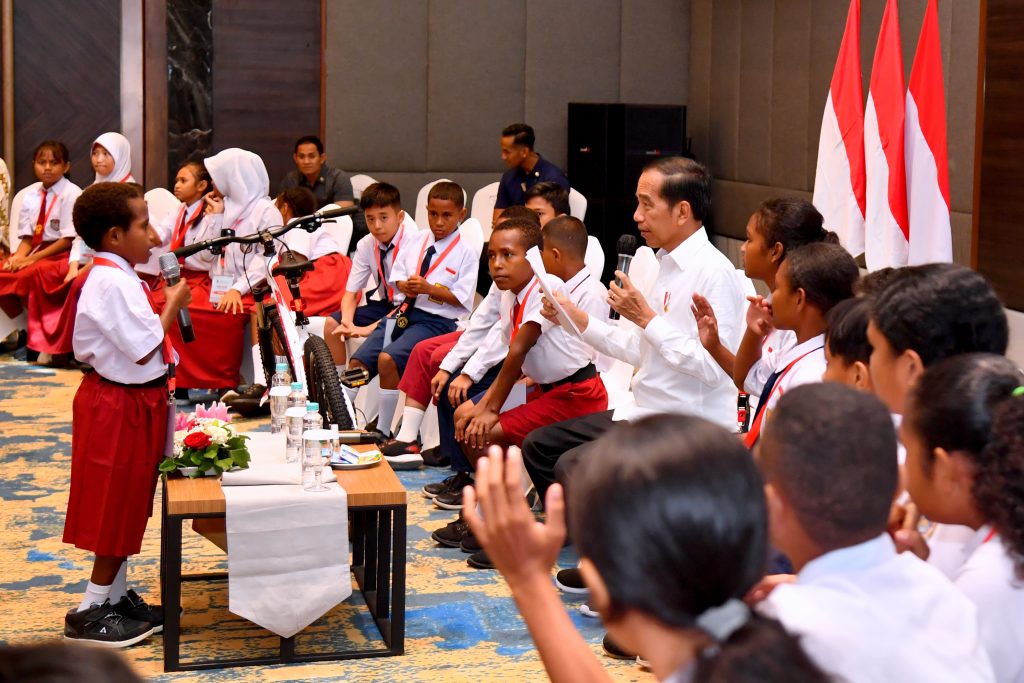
left=524, top=247, right=582, bottom=338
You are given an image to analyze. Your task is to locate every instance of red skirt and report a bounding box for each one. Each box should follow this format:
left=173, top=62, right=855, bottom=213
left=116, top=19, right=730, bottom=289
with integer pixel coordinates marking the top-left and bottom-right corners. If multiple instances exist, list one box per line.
left=25, top=259, right=84, bottom=354
left=397, top=331, right=462, bottom=405
left=500, top=375, right=608, bottom=447
left=274, top=252, right=352, bottom=317
left=63, top=372, right=169, bottom=557
left=0, top=250, right=67, bottom=319
left=150, top=268, right=252, bottom=389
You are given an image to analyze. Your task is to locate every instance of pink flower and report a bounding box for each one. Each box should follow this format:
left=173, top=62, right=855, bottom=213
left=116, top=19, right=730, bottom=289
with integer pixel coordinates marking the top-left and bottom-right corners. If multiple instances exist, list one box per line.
left=195, top=402, right=231, bottom=422
left=183, top=432, right=212, bottom=450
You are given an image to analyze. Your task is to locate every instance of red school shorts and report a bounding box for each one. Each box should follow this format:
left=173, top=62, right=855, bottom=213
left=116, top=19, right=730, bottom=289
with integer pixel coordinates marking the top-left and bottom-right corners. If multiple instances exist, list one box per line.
left=499, top=374, right=608, bottom=447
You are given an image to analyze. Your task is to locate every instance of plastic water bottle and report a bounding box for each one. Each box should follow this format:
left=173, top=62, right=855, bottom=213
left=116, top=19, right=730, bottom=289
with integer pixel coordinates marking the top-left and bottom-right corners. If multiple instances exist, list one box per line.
left=285, top=382, right=307, bottom=462
left=302, top=403, right=324, bottom=484
left=269, top=363, right=292, bottom=433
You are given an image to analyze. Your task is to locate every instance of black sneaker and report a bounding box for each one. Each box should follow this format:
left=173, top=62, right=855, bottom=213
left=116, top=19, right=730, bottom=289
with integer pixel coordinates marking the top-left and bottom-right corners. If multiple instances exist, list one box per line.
left=554, top=567, right=589, bottom=594
left=64, top=600, right=154, bottom=648
left=431, top=518, right=472, bottom=548
left=602, top=633, right=636, bottom=660
left=114, top=590, right=165, bottom=634
left=466, top=550, right=494, bottom=570
left=422, top=470, right=473, bottom=499
left=381, top=439, right=420, bottom=457
left=433, top=485, right=467, bottom=511
left=422, top=446, right=450, bottom=468
left=459, top=530, right=483, bottom=553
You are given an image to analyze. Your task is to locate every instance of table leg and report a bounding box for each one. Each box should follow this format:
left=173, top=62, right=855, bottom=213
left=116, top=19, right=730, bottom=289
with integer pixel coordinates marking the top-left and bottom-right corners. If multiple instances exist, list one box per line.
left=375, top=509, right=392, bottom=619
left=390, top=505, right=406, bottom=655
left=363, top=510, right=379, bottom=595
left=162, top=513, right=183, bottom=672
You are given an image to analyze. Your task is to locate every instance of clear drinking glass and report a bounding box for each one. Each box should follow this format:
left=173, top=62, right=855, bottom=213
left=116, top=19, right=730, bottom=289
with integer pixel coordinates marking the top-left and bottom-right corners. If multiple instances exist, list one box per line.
left=303, top=429, right=332, bottom=492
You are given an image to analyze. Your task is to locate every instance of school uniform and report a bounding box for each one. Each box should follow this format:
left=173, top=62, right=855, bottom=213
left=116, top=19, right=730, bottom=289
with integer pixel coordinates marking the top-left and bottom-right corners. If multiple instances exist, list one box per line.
left=761, top=533, right=996, bottom=683
left=0, top=178, right=81, bottom=321
left=63, top=251, right=173, bottom=557
left=333, top=219, right=413, bottom=327
left=352, top=227, right=477, bottom=378
left=742, top=333, right=826, bottom=449
left=743, top=326, right=798, bottom=397
left=522, top=227, right=744, bottom=500
left=948, top=526, right=1024, bottom=683
left=153, top=148, right=280, bottom=389
left=275, top=217, right=352, bottom=317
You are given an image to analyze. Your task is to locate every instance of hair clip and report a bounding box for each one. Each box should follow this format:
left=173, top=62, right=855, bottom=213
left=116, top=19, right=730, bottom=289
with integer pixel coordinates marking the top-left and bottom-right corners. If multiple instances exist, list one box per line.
left=1012, top=386, right=1024, bottom=397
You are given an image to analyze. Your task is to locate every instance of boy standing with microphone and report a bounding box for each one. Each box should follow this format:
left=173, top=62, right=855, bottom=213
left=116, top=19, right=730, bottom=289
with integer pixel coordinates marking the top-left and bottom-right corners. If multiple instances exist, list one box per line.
left=63, top=183, right=191, bottom=647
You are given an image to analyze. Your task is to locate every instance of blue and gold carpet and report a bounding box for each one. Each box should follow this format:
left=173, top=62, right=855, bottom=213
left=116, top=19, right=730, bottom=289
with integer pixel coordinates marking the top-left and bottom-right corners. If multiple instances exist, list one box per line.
left=0, top=358, right=645, bottom=682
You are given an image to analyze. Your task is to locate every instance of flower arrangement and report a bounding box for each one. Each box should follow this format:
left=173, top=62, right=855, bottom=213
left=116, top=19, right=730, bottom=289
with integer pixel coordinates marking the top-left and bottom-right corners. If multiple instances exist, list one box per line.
left=159, top=403, right=251, bottom=478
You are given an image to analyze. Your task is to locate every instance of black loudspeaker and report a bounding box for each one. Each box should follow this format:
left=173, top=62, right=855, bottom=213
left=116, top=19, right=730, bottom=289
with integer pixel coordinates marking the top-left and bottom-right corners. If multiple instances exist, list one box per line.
left=568, top=103, right=687, bottom=282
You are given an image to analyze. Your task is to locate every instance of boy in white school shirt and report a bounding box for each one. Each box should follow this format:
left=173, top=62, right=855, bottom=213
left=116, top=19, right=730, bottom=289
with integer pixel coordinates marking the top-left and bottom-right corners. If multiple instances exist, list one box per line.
left=752, top=383, right=995, bottom=683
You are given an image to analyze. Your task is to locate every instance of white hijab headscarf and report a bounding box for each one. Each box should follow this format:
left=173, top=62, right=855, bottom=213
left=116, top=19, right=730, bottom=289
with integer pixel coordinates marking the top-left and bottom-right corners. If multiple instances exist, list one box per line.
left=92, top=132, right=133, bottom=184
left=204, top=148, right=271, bottom=228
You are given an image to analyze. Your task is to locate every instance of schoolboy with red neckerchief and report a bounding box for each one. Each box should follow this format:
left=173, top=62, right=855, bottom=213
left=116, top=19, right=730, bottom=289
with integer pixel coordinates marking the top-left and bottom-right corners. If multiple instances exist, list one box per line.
left=62, top=182, right=191, bottom=648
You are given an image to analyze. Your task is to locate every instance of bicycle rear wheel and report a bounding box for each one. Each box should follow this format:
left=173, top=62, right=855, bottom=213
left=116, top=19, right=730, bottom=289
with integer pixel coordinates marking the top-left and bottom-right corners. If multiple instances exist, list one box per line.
left=304, top=334, right=354, bottom=429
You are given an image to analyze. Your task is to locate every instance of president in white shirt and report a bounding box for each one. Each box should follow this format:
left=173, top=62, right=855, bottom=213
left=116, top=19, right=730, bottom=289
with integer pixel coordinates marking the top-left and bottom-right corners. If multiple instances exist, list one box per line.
left=522, top=157, right=744, bottom=502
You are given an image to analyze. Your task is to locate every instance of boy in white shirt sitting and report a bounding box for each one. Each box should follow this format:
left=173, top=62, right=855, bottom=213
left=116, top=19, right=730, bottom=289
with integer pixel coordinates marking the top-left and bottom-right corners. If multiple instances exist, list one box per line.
left=752, top=383, right=995, bottom=683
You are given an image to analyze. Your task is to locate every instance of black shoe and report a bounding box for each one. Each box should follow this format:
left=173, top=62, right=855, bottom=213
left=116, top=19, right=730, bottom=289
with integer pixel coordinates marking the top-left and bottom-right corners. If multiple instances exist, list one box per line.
left=602, top=633, right=636, bottom=660
left=223, top=383, right=266, bottom=403
left=114, top=590, right=164, bottom=634
left=381, top=439, right=421, bottom=457
left=467, top=550, right=494, bottom=570
left=422, top=447, right=451, bottom=468
left=422, top=470, right=472, bottom=499
left=434, top=485, right=467, bottom=510
left=431, top=518, right=472, bottom=548
left=64, top=600, right=154, bottom=648
left=554, top=567, right=589, bottom=594
left=459, top=530, right=482, bottom=554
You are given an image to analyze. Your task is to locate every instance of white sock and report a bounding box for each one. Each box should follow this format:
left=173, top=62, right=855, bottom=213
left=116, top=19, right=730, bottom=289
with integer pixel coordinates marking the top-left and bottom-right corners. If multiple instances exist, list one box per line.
left=251, top=345, right=267, bottom=386
left=395, top=406, right=426, bottom=443
left=109, top=560, right=128, bottom=602
left=377, top=389, right=399, bottom=437
left=78, top=581, right=111, bottom=612
left=343, top=384, right=359, bottom=407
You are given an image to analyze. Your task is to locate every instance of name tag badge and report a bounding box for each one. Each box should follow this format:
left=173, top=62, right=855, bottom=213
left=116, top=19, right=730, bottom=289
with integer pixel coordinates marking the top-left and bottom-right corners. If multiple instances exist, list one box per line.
left=209, top=275, right=234, bottom=305
left=48, top=219, right=59, bottom=232
left=428, top=282, right=449, bottom=305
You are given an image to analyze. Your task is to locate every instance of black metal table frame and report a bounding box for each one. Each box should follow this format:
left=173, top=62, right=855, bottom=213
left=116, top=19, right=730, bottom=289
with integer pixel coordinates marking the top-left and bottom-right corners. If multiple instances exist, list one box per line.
left=160, top=482, right=407, bottom=672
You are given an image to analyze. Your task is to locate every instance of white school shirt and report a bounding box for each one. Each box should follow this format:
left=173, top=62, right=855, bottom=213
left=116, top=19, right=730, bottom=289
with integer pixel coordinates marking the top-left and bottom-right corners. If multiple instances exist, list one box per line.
left=744, top=325, right=797, bottom=396
left=72, top=251, right=170, bottom=384
left=580, top=227, right=744, bottom=428
left=16, top=177, right=81, bottom=244
left=282, top=218, right=341, bottom=260
left=761, top=534, right=996, bottom=683
left=439, top=283, right=503, bottom=381
left=202, top=199, right=282, bottom=296
left=753, top=334, right=825, bottom=433
left=164, top=199, right=218, bottom=273
left=463, top=275, right=592, bottom=385
left=69, top=174, right=138, bottom=264
left=345, top=220, right=411, bottom=300
left=948, top=526, right=1024, bottom=683
left=563, top=267, right=615, bottom=372
left=389, top=228, right=477, bottom=318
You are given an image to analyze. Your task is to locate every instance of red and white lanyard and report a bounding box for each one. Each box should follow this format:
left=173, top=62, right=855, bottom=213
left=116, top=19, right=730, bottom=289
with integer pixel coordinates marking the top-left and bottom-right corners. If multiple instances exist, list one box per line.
left=374, top=225, right=405, bottom=300
left=511, top=278, right=540, bottom=340
left=743, top=346, right=822, bottom=448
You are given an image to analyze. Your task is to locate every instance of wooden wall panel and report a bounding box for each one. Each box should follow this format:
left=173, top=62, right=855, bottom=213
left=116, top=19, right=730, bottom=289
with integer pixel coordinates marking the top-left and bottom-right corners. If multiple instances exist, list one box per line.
left=12, top=0, right=120, bottom=189
left=211, top=0, right=321, bottom=190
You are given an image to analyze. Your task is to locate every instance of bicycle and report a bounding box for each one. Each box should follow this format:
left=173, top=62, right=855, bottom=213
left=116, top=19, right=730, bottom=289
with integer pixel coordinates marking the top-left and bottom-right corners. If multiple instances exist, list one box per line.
left=171, top=207, right=357, bottom=430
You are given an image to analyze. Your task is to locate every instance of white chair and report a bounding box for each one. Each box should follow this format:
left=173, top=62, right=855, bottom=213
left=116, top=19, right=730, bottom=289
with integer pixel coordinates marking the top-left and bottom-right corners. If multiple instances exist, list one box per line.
left=459, top=217, right=484, bottom=259
left=584, top=235, right=605, bottom=281
left=350, top=174, right=376, bottom=201
left=414, top=178, right=467, bottom=231
left=0, top=184, right=36, bottom=339
left=318, top=202, right=354, bottom=255
left=471, top=181, right=500, bottom=241
left=569, top=188, right=587, bottom=221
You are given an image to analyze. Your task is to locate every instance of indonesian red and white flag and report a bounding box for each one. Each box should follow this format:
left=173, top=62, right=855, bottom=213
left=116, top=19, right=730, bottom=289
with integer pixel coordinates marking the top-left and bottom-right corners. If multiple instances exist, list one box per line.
left=813, top=0, right=866, bottom=256
left=905, top=0, right=952, bottom=264
left=864, top=0, right=909, bottom=270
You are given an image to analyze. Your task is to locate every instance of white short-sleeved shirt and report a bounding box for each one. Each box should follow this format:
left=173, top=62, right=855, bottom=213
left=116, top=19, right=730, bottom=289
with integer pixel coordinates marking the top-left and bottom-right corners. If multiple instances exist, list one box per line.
left=753, top=333, right=826, bottom=435
left=951, top=527, right=1024, bottom=683
left=563, top=267, right=613, bottom=371
left=162, top=199, right=218, bottom=273
left=389, top=228, right=477, bottom=319
left=744, top=326, right=798, bottom=397
left=579, top=228, right=745, bottom=428
left=73, top=251, right=170, bottom=384
left=17, top=177, right=81, bottom=244
left=439, top=283, right=502, bottom=380
left=762, top=534, right=995, bottom=683
left=345, top=220, right=412, bottom=301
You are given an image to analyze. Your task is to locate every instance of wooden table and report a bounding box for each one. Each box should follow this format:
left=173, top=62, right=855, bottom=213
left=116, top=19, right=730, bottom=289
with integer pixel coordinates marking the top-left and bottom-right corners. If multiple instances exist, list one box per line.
left=160, top=444, right=407, bottom=672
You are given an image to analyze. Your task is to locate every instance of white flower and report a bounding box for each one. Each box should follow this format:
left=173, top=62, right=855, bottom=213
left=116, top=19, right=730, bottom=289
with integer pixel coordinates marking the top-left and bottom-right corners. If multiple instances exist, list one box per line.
left=202, top=424, right=229, bottom=444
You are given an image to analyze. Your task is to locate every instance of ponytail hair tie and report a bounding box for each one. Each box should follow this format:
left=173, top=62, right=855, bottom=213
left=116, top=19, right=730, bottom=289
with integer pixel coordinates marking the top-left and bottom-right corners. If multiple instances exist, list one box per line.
left=695, top=598, right=751, bottom=642
left=1012, top=386, right=1024, bottom=397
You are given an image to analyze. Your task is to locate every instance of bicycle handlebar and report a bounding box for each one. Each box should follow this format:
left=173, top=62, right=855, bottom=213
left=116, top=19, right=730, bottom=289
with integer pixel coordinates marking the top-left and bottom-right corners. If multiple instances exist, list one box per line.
left=170, top=204, right=360, bottom=259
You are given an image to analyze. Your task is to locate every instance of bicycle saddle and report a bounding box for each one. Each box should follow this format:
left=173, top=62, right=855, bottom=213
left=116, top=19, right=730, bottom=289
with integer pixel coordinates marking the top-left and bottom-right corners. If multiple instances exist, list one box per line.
left=271, top=251, right=315, bottom=278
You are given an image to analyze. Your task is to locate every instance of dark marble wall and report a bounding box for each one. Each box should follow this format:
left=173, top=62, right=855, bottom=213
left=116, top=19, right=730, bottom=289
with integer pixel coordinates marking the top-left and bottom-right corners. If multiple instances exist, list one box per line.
left=167, top=0, right=213, bottom=181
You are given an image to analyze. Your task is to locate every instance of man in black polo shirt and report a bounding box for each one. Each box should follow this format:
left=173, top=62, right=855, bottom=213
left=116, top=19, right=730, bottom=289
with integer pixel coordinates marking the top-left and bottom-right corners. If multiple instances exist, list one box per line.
left=280, top=135, right=363, bottom=245
left=491, top=123, right=570, bottom=226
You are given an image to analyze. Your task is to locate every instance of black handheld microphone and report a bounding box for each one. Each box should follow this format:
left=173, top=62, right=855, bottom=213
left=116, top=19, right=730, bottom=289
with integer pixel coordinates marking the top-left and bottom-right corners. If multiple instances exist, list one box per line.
left=158, top=253, right=196, bottom=343
left=609, top=235, right=639, bottom=320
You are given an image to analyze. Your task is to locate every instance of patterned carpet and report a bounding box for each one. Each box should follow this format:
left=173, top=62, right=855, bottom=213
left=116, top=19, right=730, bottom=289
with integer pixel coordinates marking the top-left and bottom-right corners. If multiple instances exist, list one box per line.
left=0, top=357, right=646, bottom=682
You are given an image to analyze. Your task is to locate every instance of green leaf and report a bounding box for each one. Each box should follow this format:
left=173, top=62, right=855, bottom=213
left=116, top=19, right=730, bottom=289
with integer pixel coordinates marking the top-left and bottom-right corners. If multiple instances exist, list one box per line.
left=190, top=452, right=204, bottom=465
left=158, top=459, right=178, bottom=473
left=216, top=458, right=233, bottom=471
